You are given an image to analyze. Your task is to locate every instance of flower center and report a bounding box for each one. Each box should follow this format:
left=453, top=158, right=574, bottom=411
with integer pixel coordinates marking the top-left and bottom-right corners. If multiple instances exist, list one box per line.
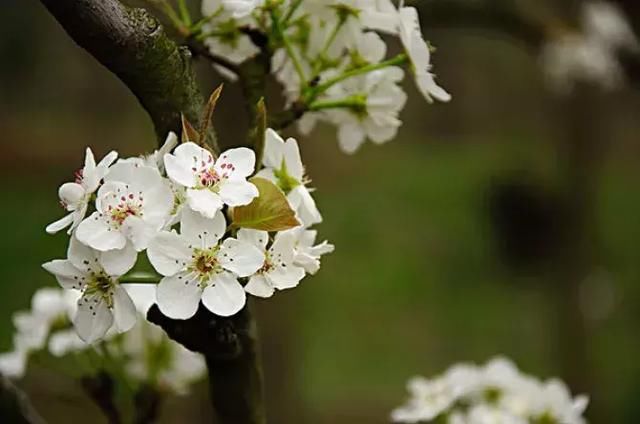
left=108, top=193, right=143, bottom=226
left=197, top=168, right=221, bottom=188
left=190, top=248, right=222, bottom=286
left=274, top=160, right=301, bottom=194
left=84, top=273, right=116, bottom=308
left=258, top=256, right=274, bottom=274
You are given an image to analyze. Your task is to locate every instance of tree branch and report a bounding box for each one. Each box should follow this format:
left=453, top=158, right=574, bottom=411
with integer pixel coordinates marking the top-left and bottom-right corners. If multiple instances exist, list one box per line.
left=147, top=302, right=266, bottom=424
left=39, top=0, right=217, bottom=149
left=0, top=376, right=46, bottom=424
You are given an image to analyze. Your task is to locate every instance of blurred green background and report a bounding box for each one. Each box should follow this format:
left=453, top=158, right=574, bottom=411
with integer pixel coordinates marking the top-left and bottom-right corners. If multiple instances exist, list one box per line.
left=1, top=0, right=640, bottom=423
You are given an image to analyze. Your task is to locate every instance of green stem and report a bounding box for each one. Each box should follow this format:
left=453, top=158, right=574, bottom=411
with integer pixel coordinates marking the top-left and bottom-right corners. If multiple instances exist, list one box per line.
left=177, top=0, right=191, bottom=26
left=270, top=9, right=307, bottom=88
left=313, top=16, right=346, bottom=74
left=283, top=0, right=303, bottom=24
left=307, top=53, right=408, bottom=100
left=309, top=95, right=366, bottom=111
left=159, top=0, right=184, bottom=31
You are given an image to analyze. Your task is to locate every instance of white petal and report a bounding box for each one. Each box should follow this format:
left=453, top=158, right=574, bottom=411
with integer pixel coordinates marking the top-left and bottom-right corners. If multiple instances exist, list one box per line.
left=74, top=294, right=114, bottom=343
left=122, top=283, right=157, bottom=314
left=59, top=182, right=86, bottom=208
left=0, top=350, right=27, bottom=378
left=46, top=213, right=74, bottom=234
left=164, top=153, right=197, bottom=188
left=236, top=228, right=269, bottom=249
left=282, top=137, right=304, bottom=180
left=219, top=238, right=265, bottom=277
left=105, top=162, right=163, bottom=191
left=42, top=259, right=86, bottom=290
left=416, top=72, right=451, bottom=103
left=218, top=180, right=259, bottom=206
left=244, top=275, right=275, bottom=298
left=338, top=122, right=366, bottom=154
left=263, top=128, right=286, bottom=169
left=100, top=242, right=137, bottom=276
left=270, top=231, right=296, bottom=264
left=67, top=236, right=99, bottom=272
left=267, top=265, right=305, bottom=290
left=186, top=188, right=224, bottom=219
left=97, top=150, right=118, bottom=169
left=147, top=231, right=192, bottom=276
left=48, top=330, right=86, bottom=357
left=76, top=212, right=127, bottom=251
left=255, top=168, right=277, bottom=184
left=174, top=142, right=214, bottom=163
left=180, top=207, right=226, bottom=247
left=121, top=215, right=156, bottom=251
left=112, top=285, right=137, bottom=333
left=215, top=147, right=256, bottom=179
left=201, top=272, right=246, bottom=317
left=156, top=273, right=202, bottom=320
left=289, top=186, right=322, bottom=227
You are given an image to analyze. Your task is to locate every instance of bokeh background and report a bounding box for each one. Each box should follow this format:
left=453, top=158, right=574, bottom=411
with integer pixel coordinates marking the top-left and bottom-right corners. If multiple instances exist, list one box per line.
left=1, top=0, right=640, bottom=422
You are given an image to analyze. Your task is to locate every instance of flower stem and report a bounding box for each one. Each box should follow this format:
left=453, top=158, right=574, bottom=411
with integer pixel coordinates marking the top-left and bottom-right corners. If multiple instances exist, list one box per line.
left=283, top=0, right=303, bottom=24
left=307, top=53, right=409, bottom=100
left=177, top=0, right=191, bottom=27
left=270, top=9, right=307, bottom=88
left=309, top=95, right=366, bottom=111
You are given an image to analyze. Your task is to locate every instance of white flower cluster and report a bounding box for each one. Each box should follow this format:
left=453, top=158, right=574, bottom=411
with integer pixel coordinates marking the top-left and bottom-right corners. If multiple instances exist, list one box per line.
left=200, top=0, right=450, bottom=153
left=0, top=286, right=206, bottom=395
left=542, top=0, right=639, bottom=91
left=42, top=130, right=332, bottom=344
left=391, top=357, right=589, bottom=424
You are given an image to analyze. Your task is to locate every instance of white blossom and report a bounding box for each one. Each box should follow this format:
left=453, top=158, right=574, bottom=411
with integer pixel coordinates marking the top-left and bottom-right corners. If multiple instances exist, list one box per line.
left=42, top=237, right=138, bottom=343
left=148, top=208, right=264, bottom=319
left=392, top=356, right=589, bottom=424
left=285, top=227, right=334, bottom=275
left=397, top=6, right=451, bottom=103
left=164, top=142, right=258, bottom=219
left=257, top=129, right=322, bottom=226
left=46, top=148, right=117, bottom=235
left=240, top=229, right=306, bottom=298
left=75, top=161, right=174, bottom=252
left=329, top=67, right=408, bottom=153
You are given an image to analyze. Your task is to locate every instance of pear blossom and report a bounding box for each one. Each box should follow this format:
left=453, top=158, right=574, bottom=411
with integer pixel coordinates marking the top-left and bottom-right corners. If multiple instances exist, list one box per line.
left=147, top=208, right=264, bottom=319
left=46, top=148, right=117, bottom=235
left=542, top=0, right=639, bottom=91
left=201, top=0, right=260, bottom=79
left=397, top=6, right=451, bottom=103
left=328, top=67, right=408, bottom=153
left=285, top=227, right=334, bottom=275
left=42, top=237, right=138, bottom=343
left=240, top=229, right=306, bottom=298
left=76, top=161, right=174, bottom=252
left=257, top=129, right=322, bottom=226
left=164, top=142, right=259, bottom=219
left=392, top=356, right=589, bottom=423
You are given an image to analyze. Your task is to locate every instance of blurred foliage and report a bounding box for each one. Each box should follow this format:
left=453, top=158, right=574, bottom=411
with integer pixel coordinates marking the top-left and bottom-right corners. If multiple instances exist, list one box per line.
left=1, top=0, right=640, bottom=423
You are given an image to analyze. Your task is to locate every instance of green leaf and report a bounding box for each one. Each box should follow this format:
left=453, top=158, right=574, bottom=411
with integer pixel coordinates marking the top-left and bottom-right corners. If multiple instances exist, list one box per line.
left=232, top=177, right=299, bottom=231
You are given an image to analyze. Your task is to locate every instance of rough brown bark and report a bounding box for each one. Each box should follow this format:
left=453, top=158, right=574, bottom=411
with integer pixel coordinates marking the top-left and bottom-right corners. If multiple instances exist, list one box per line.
left=39, top=0, right=217, bottom=150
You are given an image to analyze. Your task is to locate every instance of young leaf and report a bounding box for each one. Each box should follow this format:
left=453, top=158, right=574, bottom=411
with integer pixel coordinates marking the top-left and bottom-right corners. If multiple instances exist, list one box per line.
left=199, top=84, right=224, bottom=144
left=232, top=177, right=299, bottom=231
left=181, top=114, right=200, bottom=144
